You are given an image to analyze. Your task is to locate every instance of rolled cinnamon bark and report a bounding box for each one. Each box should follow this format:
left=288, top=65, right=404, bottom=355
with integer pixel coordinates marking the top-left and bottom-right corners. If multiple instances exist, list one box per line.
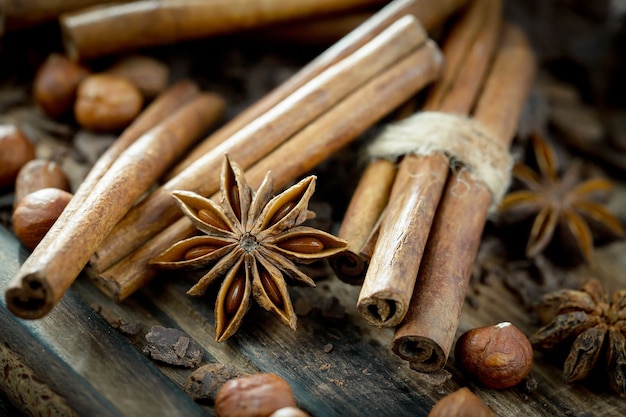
left=328, top=159, right=397, bottom=285
left=391, top=23, right=536, bottom=372
left=5, top=92, right=225, bottom=319
left=95, top=41, right=443, bottom=302
left=72, top=80, right=200, bottom=209
left=249, top=11, right=376, bottom=45
left=1, top=0, right=120, bottom=33
left=165, top=0, right=468, bottom=179
left=330, top=0, right=489, bottom=285
left=19, top=80, right=199, bottom=262
left=355, top=0, right=502, bottom=326
left=90, top=15, right=429, bottom=273
left=60, top=0, right=387, bottom=61
left=357, top=153, right=449, bottom=327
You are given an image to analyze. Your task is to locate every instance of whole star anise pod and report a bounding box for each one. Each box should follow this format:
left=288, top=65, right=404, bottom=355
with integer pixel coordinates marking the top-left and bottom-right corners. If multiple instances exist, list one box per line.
left=151, top=156, right=347, bottom=342
left=530, top=278, right=626, bottom=395
left=499, top=132, right=624, bottom=263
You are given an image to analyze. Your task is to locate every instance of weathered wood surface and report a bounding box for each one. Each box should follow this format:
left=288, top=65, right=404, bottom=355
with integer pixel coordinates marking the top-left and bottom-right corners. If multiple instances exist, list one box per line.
left=0, top=225, right=208, bottom=417
left=2, top=222, right=626, bottom=416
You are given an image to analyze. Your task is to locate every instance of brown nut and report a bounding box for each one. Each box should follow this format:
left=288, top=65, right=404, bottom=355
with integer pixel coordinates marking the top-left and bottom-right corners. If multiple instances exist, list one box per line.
left=74, top=74, right=143, bottom=132
left=14, top=159, right=71, bottom=210
left=269, top=407, right=310, bottom=417
left=455, top=322, right=533, bottom=389
left=106, top=55, right=169, bottom=99
left=0, top=125, right=36, bottom=189
left=12, top=188, right=73, bottom=250
left=215, top=373, right=296, bottom=417
left=428, top=387, right=493, bottom=417
left=33, top=53, right=91, bottom=118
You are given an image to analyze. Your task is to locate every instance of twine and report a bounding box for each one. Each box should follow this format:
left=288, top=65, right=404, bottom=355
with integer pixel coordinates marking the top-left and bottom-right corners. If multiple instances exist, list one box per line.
left=366, top=111, right=513, bottom=211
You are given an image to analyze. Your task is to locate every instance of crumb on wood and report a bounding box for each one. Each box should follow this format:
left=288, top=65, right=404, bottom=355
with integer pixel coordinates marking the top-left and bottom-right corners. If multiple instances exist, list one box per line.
left=90, top=303, right=142, bottom=336
left=329, top=379, right=345, bottom=387
left=184, top=363, right=249, bottom=404
left=143, top=325, right=203, bottom=368
left=523, top=373, right=538, bottom=394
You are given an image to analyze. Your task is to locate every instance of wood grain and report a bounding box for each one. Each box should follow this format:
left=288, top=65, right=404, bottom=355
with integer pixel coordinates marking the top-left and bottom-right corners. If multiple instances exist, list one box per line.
left=3, top=223, right=626, bottom=415
left=0, top=226, right=207, bottom=417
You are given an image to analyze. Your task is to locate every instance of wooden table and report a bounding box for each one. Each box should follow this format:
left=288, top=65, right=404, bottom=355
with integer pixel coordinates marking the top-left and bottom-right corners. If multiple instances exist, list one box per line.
left=2, top=222, right=625, bottom=416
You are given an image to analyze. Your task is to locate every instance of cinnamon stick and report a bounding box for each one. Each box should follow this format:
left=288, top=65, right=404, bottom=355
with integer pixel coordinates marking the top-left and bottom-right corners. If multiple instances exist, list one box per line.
left=250, top=11, right=376, bottom=45
left=71, top=80, right=200, bottom=210
left=10, top=80, right=199, bottom=281
left=5, top=92, right=225, bottom=319
left=1, top=0, right=120, bottom=33
left=95, top=40, right=443, bottom=302
left=59, top=0, right=387, bottom=61
left=392, top=23, right=536, bottom=372
left=90, top=15, right=429, bottom=274
left=348, top=0, right=500, bottom=302
left=165, top=0, right=468, bottom=179
left=328, top=159, right=397, bottom=284
left=354, top=147, right=421, bottom=263
left=328, top=96, right=421, bottom=284
left=329, top=0, right=490, bottom=285
left=358, top=153, right=450, bottom=328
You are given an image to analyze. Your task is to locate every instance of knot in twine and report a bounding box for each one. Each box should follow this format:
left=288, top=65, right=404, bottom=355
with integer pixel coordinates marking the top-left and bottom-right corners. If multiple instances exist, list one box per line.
left=366, top=111, right=513, bottom=212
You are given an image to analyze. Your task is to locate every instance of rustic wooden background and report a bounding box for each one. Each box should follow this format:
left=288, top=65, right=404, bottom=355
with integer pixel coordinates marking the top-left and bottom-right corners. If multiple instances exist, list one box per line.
left=2, top=0, right=626, bottom=416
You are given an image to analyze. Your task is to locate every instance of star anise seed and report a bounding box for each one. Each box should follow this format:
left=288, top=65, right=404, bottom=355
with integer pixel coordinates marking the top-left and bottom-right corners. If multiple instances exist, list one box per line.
left=530, top=278, right=626, bottom=395
left=499, top=132, right=624, bottom=263
left=151, top=155, right=348, bottom=342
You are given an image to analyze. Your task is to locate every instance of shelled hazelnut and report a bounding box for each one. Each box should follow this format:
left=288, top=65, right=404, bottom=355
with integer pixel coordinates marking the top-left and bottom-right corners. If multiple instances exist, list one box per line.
left=0, top=125, right=36, bottom=189
left=33, top=53, right=91, bottom=119
left=428, top=387, right=493, bottom=417
left=14, top=159, right=71, bottom=210
left=12, top=188, right=73, bottom=250
left=214, top=373, right=296, bottom=417
left=106, top=55, right=169, bottom=99
left=455, top=322, right=533, bottom=389
left=74, top=74, right=143, bottom=132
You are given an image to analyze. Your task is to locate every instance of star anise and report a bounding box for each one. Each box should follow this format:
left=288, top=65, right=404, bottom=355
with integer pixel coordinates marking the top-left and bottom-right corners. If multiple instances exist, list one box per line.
left=499, top=132, right=624, bottom=263
left=530, top=278, right=626, bottom=395
left=151, top=156, right=347, bottom=342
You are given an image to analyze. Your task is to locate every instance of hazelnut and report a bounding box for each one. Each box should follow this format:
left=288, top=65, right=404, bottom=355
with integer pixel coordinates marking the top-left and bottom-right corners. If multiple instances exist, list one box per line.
left=33, top=53, right=91, bottom=118
left=74, top=74, right=143, bottom=132
left=14, top=159, right=71, bottom=210
left=455, top=322, right=533, bottom=389
left=106, top=55, right=169, bottom=99
left=0, top=125, right=36, bottom=189
left=428, top=387, right=493, bottom=417
left=12, top=188, right=73, bottom=250
left=214, top=373, right=296, bottom=417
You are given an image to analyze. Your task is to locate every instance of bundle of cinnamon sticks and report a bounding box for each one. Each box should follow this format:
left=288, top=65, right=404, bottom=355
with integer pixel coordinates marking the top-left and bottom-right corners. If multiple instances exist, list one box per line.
left=332, top=0, right=536, bottom=372
left=91, top=8, right=445, bottom=302
left=6, top=0, right=469, bottom=319
left=5, top=81, right=225, bottom=318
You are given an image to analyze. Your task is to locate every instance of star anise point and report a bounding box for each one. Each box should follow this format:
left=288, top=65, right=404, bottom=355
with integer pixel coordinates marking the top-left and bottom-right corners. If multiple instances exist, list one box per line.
left=152, top=155, right=347, bottom=342
left=531, top=278, right=626, bottom=395
left=500, top=132, right=624, bottom=264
